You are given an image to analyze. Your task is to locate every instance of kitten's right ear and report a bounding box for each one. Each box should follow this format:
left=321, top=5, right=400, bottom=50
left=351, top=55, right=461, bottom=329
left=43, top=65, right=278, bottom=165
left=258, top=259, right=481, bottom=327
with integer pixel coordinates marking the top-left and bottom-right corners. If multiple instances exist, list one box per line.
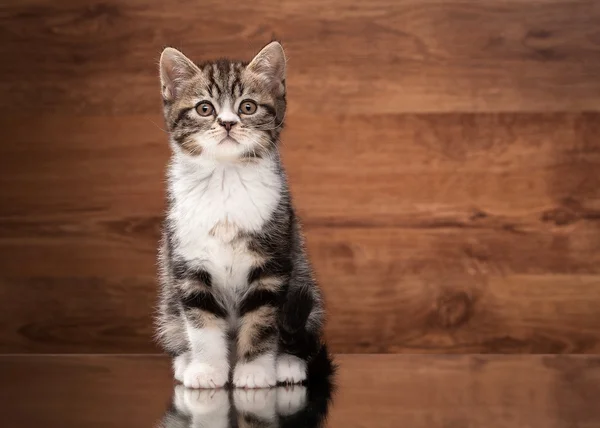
left=159, top=47, right=201, bottom=101
left=247, top=41, right=286, bottom=95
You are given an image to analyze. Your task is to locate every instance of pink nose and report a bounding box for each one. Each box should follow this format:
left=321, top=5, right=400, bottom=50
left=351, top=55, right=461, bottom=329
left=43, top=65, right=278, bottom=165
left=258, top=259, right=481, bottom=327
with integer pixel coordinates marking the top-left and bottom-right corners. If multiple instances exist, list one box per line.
left=218, top=120, right=236, bottom=131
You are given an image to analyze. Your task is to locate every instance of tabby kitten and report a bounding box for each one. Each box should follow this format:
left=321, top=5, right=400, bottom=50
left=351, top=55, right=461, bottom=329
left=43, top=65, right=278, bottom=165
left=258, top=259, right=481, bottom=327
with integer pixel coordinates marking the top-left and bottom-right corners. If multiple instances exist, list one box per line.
left=156, top=42, right=328, bottom=389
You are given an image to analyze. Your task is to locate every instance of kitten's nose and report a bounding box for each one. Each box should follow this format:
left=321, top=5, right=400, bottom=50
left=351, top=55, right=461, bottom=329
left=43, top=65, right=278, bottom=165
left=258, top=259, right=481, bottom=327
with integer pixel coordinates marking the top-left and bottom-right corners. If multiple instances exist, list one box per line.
left=218, top=119, right=237, bottom=132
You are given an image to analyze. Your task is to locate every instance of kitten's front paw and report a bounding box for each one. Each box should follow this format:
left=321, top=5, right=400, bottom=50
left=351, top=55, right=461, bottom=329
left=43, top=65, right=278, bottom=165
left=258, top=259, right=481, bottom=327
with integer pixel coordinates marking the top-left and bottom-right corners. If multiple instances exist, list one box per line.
left=173, top=352, right=190, bottom=383
left=233, top=355, right=277, bottom=389
left=183, top=361, right=229, bottom=389
left=276, top=354, right=307, bottom=384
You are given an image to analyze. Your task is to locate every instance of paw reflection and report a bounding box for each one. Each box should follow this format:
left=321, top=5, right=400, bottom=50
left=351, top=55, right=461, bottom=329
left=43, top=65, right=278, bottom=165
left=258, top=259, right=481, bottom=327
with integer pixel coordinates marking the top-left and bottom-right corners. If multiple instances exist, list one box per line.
left=277, top=386, right=307, bottom=416
left=170, top=386, right=229, bottom=428
left=161, top=381, right=332, bottom=428
left=174, top=386, right=229, bottom=415
left=234, top=387, right=277, bottom=420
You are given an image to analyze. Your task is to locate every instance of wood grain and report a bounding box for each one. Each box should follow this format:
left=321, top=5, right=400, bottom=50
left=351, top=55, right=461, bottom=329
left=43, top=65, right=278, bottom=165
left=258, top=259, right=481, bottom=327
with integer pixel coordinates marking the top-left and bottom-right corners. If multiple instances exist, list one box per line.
left=2, top=273, right=599, bottom=353
left=1, top=112, right=600, bottom=353
left=1, top=112, right=599, bottom=222
left=2, top=0, right=600, bottom=354
left=0, top=355, right=173, bottom=428
left=0, top=277, right=156, bottom=353
left=1, top=0, right=600, bottom=114
left=332, top=354, right=600, bottom=428
left=1, top=355, right=599, bottom=428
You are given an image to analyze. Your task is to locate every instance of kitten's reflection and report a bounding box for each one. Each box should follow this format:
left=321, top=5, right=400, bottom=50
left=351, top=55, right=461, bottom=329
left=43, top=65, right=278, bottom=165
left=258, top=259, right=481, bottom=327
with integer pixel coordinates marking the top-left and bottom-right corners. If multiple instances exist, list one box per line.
left=160, top=382, right=332, bottom=428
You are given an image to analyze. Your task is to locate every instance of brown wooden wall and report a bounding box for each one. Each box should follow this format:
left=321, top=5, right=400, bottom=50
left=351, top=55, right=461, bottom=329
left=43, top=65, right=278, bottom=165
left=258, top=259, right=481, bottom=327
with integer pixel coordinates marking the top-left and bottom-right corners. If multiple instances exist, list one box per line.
left=1, top=0, right=599, bottom=354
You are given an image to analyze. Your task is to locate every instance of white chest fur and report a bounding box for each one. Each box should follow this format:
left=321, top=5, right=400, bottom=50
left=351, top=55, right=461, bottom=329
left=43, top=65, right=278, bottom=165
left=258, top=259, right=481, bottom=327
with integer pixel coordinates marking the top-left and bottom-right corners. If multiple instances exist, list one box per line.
left=168, top=156, right=282, bottom=291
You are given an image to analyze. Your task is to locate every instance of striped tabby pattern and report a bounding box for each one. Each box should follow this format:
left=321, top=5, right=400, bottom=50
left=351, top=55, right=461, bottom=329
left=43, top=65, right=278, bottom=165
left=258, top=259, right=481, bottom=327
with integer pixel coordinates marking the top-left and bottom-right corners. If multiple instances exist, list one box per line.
left=155, top=42, right=329, bottom=389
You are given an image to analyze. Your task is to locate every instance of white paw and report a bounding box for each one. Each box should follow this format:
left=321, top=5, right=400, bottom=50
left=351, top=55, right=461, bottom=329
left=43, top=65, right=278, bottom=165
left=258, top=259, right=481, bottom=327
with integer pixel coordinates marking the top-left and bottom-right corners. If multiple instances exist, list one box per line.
left=234, top=388, right=277, bottom=420
left=276, top=354, right=307, bottom=384
left=233, top=354, right=277, bottom=389
left=276, top=385, right=307, bottom=416
left=183, top=361, right=229, bottom=389
left=173, top=353, right=190, bottom=383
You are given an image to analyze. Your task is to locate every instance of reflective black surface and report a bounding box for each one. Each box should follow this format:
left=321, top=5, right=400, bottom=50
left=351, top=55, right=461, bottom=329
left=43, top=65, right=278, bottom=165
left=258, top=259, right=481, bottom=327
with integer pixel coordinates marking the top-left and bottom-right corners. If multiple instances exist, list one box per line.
left=160, top=381, right=333, bottom=428
left=2, top=355, right=600, bottom=428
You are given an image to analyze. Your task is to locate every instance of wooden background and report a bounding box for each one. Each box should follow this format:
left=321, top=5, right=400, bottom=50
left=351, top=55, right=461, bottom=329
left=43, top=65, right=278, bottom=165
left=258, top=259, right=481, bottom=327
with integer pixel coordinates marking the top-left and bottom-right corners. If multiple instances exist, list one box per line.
left=1, top=0, right=599, bottom=354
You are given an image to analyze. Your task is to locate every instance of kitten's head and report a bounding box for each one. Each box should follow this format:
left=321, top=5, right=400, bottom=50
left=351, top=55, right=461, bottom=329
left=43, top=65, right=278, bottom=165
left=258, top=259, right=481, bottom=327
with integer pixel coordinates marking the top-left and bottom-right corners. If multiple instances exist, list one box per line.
left=159, top=42, right=286, bottom=161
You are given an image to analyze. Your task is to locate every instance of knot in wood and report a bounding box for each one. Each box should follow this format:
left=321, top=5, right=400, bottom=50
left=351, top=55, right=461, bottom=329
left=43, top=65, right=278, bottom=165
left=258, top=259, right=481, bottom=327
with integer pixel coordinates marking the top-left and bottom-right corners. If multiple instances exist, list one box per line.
left=435, top=291, right=473, bottom=329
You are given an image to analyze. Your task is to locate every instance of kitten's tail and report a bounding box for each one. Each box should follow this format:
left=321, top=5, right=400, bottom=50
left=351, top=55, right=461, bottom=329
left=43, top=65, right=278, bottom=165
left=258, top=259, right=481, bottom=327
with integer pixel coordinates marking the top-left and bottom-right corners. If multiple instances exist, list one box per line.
left=307, top=343, right=337, bottom=386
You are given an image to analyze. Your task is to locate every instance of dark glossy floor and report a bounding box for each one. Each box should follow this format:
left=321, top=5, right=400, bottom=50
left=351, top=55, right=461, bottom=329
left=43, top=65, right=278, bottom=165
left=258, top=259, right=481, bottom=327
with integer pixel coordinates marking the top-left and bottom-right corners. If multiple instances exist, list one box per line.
left=1, top=354, right=599, bottom=428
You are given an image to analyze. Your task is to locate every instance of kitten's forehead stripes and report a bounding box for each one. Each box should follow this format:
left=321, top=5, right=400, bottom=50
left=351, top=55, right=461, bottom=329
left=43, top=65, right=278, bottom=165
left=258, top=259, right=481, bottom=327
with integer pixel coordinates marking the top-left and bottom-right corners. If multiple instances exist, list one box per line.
left=201, top=63, right=213, bottom=98
left=231, top=76, right=240, bottom=98
left=212, top=60, right=231, bottom=97
left=206, top=63, right=218, bottom=97
left=211, top=63, right=220, bottom=96
left=228, top=62, right=235, bottom=93
left=198, top=60, right=247, bottom=106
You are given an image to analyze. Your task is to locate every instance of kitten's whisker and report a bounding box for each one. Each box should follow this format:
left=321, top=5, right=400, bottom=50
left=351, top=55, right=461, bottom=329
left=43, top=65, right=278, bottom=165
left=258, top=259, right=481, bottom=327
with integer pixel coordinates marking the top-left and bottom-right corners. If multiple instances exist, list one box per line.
left=254, top=113, right=286, bottom=131
left=146, top=118, right=169, bottom=134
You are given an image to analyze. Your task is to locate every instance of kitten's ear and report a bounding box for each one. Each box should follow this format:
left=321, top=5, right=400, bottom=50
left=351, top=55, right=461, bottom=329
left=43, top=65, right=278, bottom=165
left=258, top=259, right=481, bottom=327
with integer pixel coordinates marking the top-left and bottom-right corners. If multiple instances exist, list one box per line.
left=159, top=47, right=200, bottom=101
left=247, top=41, right=286, bottom=94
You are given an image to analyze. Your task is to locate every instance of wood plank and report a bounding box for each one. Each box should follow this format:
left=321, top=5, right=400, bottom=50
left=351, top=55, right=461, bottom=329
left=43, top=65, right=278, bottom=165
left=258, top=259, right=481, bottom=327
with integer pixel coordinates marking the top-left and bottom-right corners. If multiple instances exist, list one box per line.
left=0, top=277, right=157, bottom=353
left=2, top=273, right=599, bottom=353
left=325, top=273, right=600, bottom=353
left=286, top=112, right=600, bottom=222
left=1, top=112, right=599, bottom=220
left=332, top=355, right=600, bottom=428
left=1, top=111, right=599, bottom=353
left=1, top=112, right=599, bottom=277
left=0, top=221, right=599, bottom=277
left=1, top=0, right=600, bottom=114
left=0, top=355, right=173, bottom=428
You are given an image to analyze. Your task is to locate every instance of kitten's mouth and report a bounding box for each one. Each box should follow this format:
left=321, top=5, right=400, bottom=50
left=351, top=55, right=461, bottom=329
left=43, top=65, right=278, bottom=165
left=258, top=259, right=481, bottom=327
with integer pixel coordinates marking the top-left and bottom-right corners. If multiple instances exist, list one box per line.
left=219, top=136, right=239, bottom=145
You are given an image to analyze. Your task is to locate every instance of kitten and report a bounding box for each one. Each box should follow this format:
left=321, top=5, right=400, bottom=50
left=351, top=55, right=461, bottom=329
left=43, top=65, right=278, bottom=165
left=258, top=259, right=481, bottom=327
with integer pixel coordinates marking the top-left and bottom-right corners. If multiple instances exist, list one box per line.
left=155, top=41, right=329, bottom=389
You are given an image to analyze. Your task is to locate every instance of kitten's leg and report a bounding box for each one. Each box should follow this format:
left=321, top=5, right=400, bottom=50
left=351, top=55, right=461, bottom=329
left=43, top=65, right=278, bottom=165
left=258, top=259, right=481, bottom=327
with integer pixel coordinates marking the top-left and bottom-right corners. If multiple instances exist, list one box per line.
left=157, top=307, right=191, bottom=383
left=277, top=285, right=324, bottom=384
left=156, top=273, right=191, bottom=382
left=173, top=351, right=190, bottom=383
left=180, top=277, right=230, bottom=389
left=184, top=321, right=229, bottom=388
left=234, top=288, right=279, bottom=388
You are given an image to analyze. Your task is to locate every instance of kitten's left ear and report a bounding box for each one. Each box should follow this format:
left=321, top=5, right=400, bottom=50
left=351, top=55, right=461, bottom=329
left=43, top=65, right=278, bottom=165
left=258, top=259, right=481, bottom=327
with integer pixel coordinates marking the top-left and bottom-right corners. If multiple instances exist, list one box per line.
left=159, top=47, right=201, bottom=101
left=247, top=41, right=286, bottom=95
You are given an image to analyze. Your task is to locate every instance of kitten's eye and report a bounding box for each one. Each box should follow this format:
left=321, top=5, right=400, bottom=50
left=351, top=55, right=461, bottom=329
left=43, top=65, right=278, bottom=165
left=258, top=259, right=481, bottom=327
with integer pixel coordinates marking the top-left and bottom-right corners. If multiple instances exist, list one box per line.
left=196, top=102, right=214, bottom=117
left=239, top=100, right=257, bottom=115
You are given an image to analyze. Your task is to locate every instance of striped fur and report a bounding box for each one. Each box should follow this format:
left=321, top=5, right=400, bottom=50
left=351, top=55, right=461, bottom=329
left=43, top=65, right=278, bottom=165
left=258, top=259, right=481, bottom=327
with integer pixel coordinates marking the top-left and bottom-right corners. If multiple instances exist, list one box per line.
left=155, top=42, right=328, bottom=389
